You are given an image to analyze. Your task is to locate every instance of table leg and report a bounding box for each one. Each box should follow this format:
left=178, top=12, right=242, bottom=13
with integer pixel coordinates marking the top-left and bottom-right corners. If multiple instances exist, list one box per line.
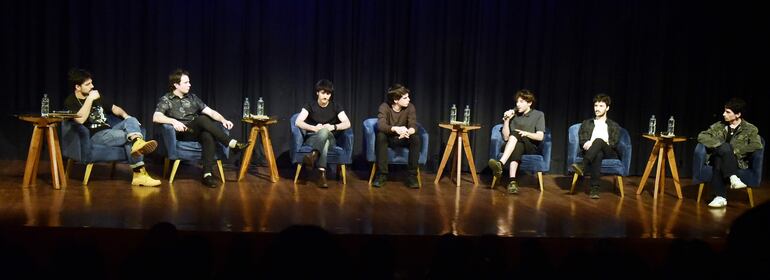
left=238, top=126, right=259, bottom=181
left=50, top=125, right=67, bottom=188
left=636, top=141, right=661, bottom=195
left=461, top=132, right=478, bottom=185
left=666, top=146, right=683, bottom=199
left=456, top=133, right=462, bottom=187
left=653, top=144, right=665, bottom=199
left=23, top=126, right=43, bottom=187
left=434, top=131, right=458, bottom=184
left=261, top=126, right=279, bottom=182
left=45, top=126, right=62, bottom=189
left=659, top=147, right=667, bottom=195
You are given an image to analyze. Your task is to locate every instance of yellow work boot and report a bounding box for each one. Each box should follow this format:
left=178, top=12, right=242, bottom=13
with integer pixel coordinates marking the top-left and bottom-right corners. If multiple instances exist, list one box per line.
left=131, top=138, right=158, bottom=157
left=132, top=168, right=161, bottom=187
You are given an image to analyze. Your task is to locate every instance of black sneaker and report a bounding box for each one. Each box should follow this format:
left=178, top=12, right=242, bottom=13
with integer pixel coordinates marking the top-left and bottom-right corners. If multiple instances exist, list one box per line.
left=589, top=185, right=600, bottom=199
left=303, top=150, right=319, bottom=169
left=405, top=174, right=419, bottom=189
left=571, top=163, right=584, bottom=176
left=488, top=159, right=503, bottom=184
left=372, top=174, right=388, bottom=188
left=317, top=168, right=328, bottom=188
left=507, top=180, right=519, bottom=194
left=202, top=175, right=219, bottom=188
left=232, top=141, right=251, bottom=152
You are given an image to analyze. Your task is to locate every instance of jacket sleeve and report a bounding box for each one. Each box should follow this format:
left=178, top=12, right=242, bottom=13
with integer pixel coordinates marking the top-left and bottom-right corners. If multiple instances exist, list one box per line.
left=734, top=126, right=764, bottom=156
left=577, top=120, right=591, bottom=148
left=407, top=105, right=417, bottom=130
left=697, top=122, right=724, bottom=148
left=377, top=103, right=393, bottom=133
left=608, top=121, right=620, bottom=147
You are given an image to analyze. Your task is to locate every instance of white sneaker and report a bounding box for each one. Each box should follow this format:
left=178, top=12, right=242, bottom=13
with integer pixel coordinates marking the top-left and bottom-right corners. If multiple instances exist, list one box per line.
left=708, top=196, right=727, bottom=208
left=729, top=175, right=747, bottom=189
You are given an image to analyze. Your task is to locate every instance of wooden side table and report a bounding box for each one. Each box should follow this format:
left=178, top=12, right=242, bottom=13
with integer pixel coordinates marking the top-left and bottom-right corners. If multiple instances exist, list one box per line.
left=434, top=123, right=482, bottom=186
left=635, top=134, right=687, bottom=199
left=18, top=114, right=75, bottom=189
left=238, top=117, right=279, bottom=182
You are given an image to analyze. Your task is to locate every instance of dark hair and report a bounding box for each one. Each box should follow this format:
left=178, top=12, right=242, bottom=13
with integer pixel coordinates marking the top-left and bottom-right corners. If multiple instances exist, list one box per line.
left=68, top=68, right=92, bottom=90
left=593, top=93, right=611, bottom=106
left=386, top=84, right=410, bottom=105
left=514, top=89, right=535, bottom=104
left=168, top=68, right=190, bottom=91
left=315, top=79, right=334, bottom=94
left=724, top=98, right=746, bottom=115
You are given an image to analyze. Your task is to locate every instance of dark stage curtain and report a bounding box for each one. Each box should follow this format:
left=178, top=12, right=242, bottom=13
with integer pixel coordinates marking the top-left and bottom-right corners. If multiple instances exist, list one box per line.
left=2, top=0, right=768, bottom=178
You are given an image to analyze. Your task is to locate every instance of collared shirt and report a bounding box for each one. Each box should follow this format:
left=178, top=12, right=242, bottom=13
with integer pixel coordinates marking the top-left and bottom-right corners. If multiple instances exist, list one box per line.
left=155, top=92, right=208, bottom=124
left=508, top=109, right=546, bottom=134
left=590, top=119, right=609, bottom=143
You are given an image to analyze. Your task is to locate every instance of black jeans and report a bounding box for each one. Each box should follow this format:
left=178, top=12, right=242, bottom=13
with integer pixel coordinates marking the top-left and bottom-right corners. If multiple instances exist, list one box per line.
left=507, top=132, right=538, bottom=163
left=581, top=139, right=617, bottom=186
left=176, top=115, right=233, bottom=174
left=708, top=143, right=739, bottom=197
left=375, top=131, right=420, bottom=175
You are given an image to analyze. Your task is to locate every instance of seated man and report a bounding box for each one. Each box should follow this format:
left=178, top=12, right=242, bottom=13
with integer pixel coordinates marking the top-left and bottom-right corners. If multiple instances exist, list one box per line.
left=487, top=89, right=545, bottom=194
left=152, top=69, right=249, bottom=188
left=570, top=94, right=621, bottom=199
left=294, top=79, right=351, bottom=188
left=64, top=68, right=161, bottom=187
left=697, top=98, right=763, bottom=208
left=371, top=84, right=421, bottom=189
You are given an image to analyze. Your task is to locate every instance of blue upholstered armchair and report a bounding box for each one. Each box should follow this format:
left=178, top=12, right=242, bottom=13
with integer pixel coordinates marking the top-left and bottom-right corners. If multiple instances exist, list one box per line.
left=566, top=123, right=632, bottom=197
left=289, top=113, right=354, bottom=184
left=62, top=115, right=146, bottom=185
left=155, top=123, right=229, bottom=184
left=489, top=125, right=552, bottom=191
left=362, top=118, right=429, bottom=186
left=692, top=137, right=764, bottom=207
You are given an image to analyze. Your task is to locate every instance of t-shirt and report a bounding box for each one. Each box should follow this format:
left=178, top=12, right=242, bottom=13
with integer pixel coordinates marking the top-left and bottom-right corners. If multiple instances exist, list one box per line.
left=590, top=119, right=609, bottom=143
left=508, top=109, right=545, bottom=133
left=377, top=102, right=417, bottom=133
left=155, top=92, right=208, bottom=124
left=302, top=101, right=344, bottom=126
left=64, top=94, right=114, bottom=135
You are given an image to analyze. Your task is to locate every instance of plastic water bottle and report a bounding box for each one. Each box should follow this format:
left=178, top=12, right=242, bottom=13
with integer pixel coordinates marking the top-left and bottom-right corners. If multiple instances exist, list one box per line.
left=463, top=105, right=471, bottom=125
left=450, top=104, right=457, bottom=122
left=41, top=94, right=50, bottom=117
left=243, top=97, right=250, bottom=118
left=648, top=115, right=656, bottom=135
left=667, top=116, right=675, bottom=136
left=256, top=97, right=265, bottom=116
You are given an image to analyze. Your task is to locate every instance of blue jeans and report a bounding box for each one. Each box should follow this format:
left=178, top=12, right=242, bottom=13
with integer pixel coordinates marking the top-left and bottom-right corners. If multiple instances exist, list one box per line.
left=91, top=117, right=143, bottom=164
left=303, top=128, right=336, bottom=167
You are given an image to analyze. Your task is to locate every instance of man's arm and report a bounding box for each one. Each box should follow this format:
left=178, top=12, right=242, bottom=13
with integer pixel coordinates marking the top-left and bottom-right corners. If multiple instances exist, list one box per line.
left=336, top=111, right=352, bottom=130
left=202, top=107, right=233, bottom=129
left=697, top=122, right=724, bottom=148
left=295, top=108, right=320, bottom=132
left=111, top=105, right=130, bottom=119
left=153, top=111, right=188, bottom=132
left=377, top=104, right=394, bottom=133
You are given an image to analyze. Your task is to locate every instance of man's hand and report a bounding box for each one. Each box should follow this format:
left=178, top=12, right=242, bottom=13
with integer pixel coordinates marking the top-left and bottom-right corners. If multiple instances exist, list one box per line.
left=322, top=124, right=335, bottom=131
left=582, top=140, right=593, bottom=151
left=222, top=120, right=233, bottom=130
left=172, top=119, right=188, bottom=132
left=514, top=129, right=529, bottom=138
left=502, top=109, right=515, bottom=121
left=86, top=90, right=101, bottom=101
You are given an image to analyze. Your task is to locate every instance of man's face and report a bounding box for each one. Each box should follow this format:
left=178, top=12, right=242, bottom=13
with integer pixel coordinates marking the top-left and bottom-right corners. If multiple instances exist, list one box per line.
left=594, top=101, right=609, bottom=118
left=76, top=79, right=94, bottom=95
left=723, top=108, right=740, bottom=122
left=516, top=97, right=532, bottom=113
left=175, top=75, right=191, bottom=94
left=317, top=90, right=332, bottom=104
left=395, top=93, right=410, bottom=108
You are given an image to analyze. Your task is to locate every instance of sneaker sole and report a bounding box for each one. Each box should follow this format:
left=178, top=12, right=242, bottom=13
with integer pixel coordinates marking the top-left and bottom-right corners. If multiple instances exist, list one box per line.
left=131, top=141, right=158, bottom=157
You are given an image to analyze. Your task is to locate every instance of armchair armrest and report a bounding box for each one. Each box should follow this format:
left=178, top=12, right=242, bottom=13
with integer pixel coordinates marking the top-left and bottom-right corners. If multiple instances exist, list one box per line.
left=60, top=120, right=93, bottom=162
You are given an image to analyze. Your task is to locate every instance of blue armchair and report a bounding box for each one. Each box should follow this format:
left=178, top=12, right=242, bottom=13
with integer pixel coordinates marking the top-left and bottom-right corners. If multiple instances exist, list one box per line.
left=156, top=123, right=229, bottom=184
left=363, top=118, right=429, bottom=186
left=566, top=123, right=632, bottom=197
left=489, top=125, right=552, bottom=191
left=289, top=113, right=354, bottom=184
left=692, top=137, right=764, bottom=207
left=62, top=115, right=146, bottom=185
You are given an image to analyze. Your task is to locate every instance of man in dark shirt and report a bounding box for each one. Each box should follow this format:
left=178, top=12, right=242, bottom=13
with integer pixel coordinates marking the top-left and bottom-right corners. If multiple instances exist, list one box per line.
left=570, top=94, right=622, bottom=199
left=64, top=68, right=160, bottom=187
left=487, top=90, right=545, bottom=194
left=371, top=84, right=421, bottom=189
left=152, top=69, right=249, bottom=188
left=294, top=79, right=351, bottom=188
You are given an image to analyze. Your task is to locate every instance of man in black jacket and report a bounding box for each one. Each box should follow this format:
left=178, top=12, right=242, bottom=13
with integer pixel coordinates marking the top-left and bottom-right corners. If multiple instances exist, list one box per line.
left=571, top=94, right=621, bottom=199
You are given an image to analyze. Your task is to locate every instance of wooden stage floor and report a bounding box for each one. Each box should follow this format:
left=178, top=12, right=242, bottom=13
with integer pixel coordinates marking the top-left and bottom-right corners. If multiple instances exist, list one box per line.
left=1, top=160, right=766, bottom=239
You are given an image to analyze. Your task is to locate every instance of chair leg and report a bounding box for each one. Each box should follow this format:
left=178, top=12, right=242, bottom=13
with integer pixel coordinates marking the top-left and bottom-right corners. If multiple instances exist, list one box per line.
left=747, top=188, right=754, bottom=207
left=65, top=159, right=73, bottom=178
left=169, top=160, right=181, bottom=184
left=570, top=173, right=579, bottom=194
left=293, top=164, right=302, bottom=184
left=417, top=167, right=422, bottom=188
left=109, top=162, right=117, bottom=179
left=341, top=164, right=347, bottom=185
left=368, top=163, right=377, bottom=185
left=537, top=172, right=544, bottom=192
left=217, top=160, right=225, bottom=183
left=163, top=158, right=170, bottom=178
left=616, top=176, right=624, bottom=198
left=83, top=163, right=94, bottom=186
left=697, top=183, right=704, bottom=203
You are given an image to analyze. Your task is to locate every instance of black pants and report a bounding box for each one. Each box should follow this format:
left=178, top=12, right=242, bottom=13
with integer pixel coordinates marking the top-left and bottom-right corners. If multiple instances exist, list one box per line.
left=176, top=115, right=233, bottom=174
left=507, top=132, right=538, bottom=163
left=708, top=143, right=739, bottom=197
left=581, top=139, right=617, bottom=186
left=376, top=131, right=420, bottom=175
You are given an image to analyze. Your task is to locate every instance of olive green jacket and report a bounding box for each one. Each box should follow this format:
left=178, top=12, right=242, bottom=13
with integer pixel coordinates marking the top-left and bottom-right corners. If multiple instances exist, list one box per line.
left=697, top=120, right=763, bottom=169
